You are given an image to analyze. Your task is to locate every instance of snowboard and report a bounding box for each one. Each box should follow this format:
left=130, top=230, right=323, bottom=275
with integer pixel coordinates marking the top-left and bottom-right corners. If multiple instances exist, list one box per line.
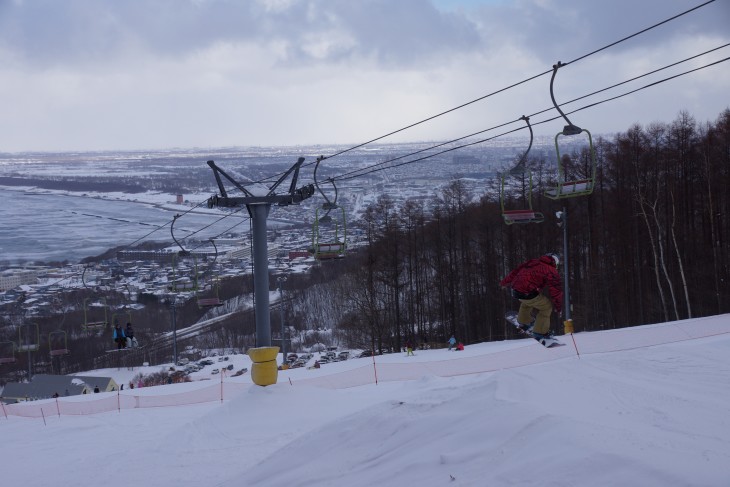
left=505, top=311, right=563, bottom=348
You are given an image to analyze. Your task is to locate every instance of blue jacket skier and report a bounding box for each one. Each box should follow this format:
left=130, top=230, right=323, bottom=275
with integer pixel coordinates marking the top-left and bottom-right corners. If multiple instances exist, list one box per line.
left=113, top=324, right=126, bottom=349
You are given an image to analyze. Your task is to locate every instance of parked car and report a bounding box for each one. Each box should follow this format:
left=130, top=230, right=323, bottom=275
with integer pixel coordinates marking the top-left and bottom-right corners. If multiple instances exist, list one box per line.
left=291, top=359, right=306, bottom=368
left=358, top=350, right=373, bottom=358
left=338, top=351, right=350, bottom=360
left=211, top=368, right=220, bottom=375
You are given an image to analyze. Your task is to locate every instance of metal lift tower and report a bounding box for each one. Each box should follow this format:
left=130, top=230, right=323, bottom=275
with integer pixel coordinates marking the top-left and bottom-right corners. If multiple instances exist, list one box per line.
left=206, top=158, right=314, bottom=347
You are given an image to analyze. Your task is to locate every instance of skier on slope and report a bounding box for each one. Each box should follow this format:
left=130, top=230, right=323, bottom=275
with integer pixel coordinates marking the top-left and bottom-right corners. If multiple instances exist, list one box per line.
left=500, top=253, right=563, bottom=340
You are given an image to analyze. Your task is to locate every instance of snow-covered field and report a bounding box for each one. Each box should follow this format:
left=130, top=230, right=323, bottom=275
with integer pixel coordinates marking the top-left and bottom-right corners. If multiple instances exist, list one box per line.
left=3, top=315, right=729, bottom=487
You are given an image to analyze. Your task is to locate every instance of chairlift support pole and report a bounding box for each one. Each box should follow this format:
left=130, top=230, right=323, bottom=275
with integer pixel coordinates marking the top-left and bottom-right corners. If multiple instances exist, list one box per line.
left=207, top=159, right=314, bottom=347
left=558, top=207, right=572, bottom=325
left=277, top=276, right=287, bottom=364
left=169, top=295, right=178, bottom=366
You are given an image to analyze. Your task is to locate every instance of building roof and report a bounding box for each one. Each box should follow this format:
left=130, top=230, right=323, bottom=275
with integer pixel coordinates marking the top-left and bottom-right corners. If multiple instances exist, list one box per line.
left=0, top=374, right=117, bottom=403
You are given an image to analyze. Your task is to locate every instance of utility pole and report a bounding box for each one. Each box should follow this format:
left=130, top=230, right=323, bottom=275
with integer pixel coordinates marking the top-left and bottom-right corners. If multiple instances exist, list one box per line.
left=556, top=207, right=573, bottom=332
left=206, top=159, right=314, bottom=348
left=169, top=295, right=178, bottom=365
left=277, top=276, right=287, bottom=364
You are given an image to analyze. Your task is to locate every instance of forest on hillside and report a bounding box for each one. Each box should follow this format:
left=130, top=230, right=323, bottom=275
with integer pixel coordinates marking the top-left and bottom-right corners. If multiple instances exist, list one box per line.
left=291, top=109, right=730, bottom=353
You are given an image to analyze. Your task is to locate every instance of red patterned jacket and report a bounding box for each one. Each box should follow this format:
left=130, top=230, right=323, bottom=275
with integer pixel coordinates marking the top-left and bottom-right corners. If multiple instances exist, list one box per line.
left=500, top=255, right=563, bottom=314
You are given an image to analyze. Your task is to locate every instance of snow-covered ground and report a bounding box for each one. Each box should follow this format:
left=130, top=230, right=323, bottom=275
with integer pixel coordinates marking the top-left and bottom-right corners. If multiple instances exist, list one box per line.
left=2, top=315, right=730, bottom=487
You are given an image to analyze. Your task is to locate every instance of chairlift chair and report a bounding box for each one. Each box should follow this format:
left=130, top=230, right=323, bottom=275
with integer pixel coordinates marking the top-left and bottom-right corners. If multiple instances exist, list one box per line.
left=198, top=277, right=224, bottom=308
left=0, top=341, right=16, bottom=364
left=82, top=297, right=108, bottom=331
left=170, top=216, right=201, bottom=293
left=171, top=252, right=200, bottom=293
left=311, top=157, right=347, bottom=260
left=501, top=171, right=545, bottom=224
left=48, top=330, right=70, bottom=356
left=500, top=116, right=545, bottom=225
left=197, top=240, right=224, bottom=308
left=17, top=323, right=40, bottom=352
left=544, top=61, right=597, bottom=200
left=313, top=206, right=347, bottom=259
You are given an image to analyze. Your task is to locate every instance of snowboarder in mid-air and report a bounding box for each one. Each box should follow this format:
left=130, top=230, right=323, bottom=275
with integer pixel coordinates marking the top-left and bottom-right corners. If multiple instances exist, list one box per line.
left=500, top=253, right=562, bottom=342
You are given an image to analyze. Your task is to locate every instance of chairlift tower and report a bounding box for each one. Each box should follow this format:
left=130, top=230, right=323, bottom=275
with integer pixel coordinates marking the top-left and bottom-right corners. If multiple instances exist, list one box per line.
left=207, top=158, right=314, bottom=347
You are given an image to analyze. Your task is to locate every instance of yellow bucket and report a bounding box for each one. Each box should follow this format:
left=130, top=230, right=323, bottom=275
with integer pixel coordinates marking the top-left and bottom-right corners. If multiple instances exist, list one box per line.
left=564, top=319, right=574, bottom=334
left=251, top=359, right=278, bottom=386
left=248, top=346, right=279, bottom=363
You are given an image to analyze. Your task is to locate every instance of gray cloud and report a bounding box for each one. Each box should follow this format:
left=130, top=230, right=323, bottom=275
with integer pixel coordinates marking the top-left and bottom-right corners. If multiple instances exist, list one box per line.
left=0, top=0, right=726, bottom=151
left=470, top=0, right=730, bottom=62
left=0, top=0, right=481, bottom=68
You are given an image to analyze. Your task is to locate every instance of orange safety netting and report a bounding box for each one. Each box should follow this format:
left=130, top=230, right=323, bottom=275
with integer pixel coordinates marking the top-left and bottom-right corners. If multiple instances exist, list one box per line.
left=2, top=317, right=727, bottom=419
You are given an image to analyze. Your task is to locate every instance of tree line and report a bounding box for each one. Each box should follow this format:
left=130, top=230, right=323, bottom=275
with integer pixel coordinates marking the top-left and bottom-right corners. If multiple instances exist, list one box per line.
left=296, top=109, right=730, bottom=354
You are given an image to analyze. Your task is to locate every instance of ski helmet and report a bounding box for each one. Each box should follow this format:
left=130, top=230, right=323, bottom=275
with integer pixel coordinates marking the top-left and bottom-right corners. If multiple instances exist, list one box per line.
left=545, top=253, right=560, bottom=266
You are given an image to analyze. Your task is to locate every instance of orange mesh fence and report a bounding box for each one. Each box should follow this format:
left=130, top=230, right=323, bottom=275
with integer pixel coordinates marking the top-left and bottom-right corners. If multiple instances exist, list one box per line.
left=3, top=317, right=728, bottom=418
left=291, top=317, right=729, bottom=389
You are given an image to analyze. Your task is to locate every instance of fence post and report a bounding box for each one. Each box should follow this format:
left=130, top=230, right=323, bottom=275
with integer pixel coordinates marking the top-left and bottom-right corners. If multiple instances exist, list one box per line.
left=371, top=350, right=378, bottom=385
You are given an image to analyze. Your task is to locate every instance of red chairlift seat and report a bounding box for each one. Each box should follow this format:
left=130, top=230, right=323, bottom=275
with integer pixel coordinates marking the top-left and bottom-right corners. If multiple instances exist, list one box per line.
left=0, top=342, right=16, bottom=364
left=198, top=297, right=224, bottom=308
left=502, top=209, right=545, bottom=225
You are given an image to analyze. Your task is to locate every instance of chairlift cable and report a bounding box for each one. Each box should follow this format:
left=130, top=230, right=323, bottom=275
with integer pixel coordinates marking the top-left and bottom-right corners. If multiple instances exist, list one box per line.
left=219, top=1, right=715, bottom=196
left=321, top=1, right=716, bottom=163
left=526, top=42, right=730, bottom=121
left=332, top=55, right=729, bottom=182
left=332, top=42, right=727, bottom=182
left=562, top=0, right=716, bottom=67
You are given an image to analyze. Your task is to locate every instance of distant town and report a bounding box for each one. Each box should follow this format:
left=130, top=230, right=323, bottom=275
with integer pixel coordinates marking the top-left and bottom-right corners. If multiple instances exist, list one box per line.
left=0, top=136, right=574, bottom=318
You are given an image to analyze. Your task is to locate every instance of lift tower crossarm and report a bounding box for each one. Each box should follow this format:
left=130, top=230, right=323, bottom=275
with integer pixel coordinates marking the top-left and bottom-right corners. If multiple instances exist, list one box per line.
left=206, top=158, right=314, bottom=208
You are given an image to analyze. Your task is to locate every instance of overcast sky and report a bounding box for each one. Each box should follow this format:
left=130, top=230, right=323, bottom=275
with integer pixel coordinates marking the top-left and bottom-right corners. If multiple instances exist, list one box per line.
left=0, top=0, right=728, bottom=152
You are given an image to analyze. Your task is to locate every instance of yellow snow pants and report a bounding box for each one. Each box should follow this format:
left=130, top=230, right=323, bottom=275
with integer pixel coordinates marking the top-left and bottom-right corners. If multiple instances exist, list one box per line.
left=517, top=293, right=553, bottom=335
